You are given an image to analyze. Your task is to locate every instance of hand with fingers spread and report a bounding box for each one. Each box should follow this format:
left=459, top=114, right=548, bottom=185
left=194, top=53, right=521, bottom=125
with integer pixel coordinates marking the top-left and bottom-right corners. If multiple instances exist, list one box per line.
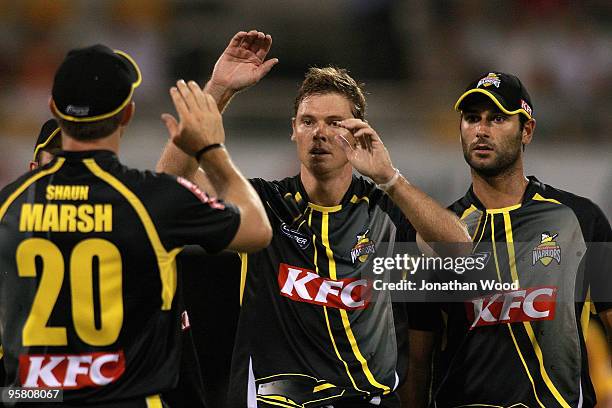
left=334, top=118, right=397, bottom=185
left=207, top=30, right=278, bottom=97
left=163, top=79, right=225, bottom=158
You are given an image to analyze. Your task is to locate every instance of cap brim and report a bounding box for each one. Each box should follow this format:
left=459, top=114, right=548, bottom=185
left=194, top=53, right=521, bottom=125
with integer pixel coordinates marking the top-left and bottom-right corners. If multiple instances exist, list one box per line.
left=454, top=88, right=532, bottom=119
left=33, top=126, right=61, bottom=161
left=51, top=49, right=142, bottom=123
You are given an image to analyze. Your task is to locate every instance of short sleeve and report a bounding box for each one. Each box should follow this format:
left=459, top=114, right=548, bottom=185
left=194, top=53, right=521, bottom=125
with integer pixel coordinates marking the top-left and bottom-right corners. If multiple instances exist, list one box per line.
left=588, top=205, right=612, bottom=313
left=160, top=176, right=241, bottom=253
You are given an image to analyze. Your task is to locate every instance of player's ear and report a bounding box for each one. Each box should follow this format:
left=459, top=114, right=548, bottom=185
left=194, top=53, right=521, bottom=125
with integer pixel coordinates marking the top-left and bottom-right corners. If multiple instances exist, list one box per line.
left=290, top=117, right=296, bottom=141
left=48, top=97, right=55, bottom=116
left=522, top=118, right=536, bottom=146
left=29, top=161, right=38, bottom=171
left=120, top=102, right=135, bottom=126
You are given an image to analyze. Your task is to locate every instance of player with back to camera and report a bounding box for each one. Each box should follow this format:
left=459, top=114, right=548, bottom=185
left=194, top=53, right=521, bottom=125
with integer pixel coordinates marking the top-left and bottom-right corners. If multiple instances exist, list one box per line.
left=0, top=44, right=271, bottom=407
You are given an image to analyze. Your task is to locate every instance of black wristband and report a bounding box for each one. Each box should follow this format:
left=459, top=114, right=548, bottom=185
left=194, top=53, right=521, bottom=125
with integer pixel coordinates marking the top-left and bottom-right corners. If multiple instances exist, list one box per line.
left=195, top=143, right=225, bottom=162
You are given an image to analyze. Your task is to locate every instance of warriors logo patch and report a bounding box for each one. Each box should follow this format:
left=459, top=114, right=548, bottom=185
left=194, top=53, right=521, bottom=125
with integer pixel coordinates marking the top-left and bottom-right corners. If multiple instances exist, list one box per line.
left=532, top=232, right=561, bottom=266
left=351, top=229, right=376, bottom=263
left=477, top=73, right=501, bottom=88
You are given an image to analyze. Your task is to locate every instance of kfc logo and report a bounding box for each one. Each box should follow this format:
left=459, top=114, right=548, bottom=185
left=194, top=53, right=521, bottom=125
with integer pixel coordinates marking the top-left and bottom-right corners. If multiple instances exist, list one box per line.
left=466, top=286, right=557, bottom=330
left=278, top=264, right=370, bottom=310
left=19, top=351, right=125, bottom=388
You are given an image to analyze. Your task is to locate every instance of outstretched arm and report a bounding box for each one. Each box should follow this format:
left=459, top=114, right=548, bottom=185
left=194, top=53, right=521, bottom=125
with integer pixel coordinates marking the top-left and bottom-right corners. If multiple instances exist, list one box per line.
left=164, top=79, right=271, bottom=252
left=204, top=30, right=278, bottom=112
left=336, top=119, right=471, bottom=250
left=157, top=30, right=277, bottom=184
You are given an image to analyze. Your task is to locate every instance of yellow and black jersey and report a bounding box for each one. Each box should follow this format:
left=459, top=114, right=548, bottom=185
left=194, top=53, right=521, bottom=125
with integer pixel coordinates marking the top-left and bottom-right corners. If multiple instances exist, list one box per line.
left=432, top=176, right=611, bottom=407
left=227, top=175, right=416, bottom=408
left=0, top=150, right=240, bottom=405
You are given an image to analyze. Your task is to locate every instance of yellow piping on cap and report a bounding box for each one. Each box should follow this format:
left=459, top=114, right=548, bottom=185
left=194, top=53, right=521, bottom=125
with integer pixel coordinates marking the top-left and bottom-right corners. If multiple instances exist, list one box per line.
left=51, top=49, right=142, bottom=123
left=454, top=88, right=532, bottom=119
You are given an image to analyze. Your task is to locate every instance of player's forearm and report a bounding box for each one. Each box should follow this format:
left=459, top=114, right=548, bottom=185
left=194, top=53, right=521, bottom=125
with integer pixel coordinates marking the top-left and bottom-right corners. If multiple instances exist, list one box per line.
left=386, top=177, right=470, bottom=246
left=599, top=309, right=612, bottom=362
left=156, top=141, right=199, bottom=180
left=199, top=148, right=271, bottom=251
left=204, top=81, right=237, bottom=113
left=399, top=329, right=435, bottom=408
left=399, top=365, right=430, bottom=408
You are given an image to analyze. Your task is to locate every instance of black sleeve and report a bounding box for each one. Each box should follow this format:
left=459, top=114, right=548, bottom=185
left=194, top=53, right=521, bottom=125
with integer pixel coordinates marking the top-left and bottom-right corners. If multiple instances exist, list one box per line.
left=587, top=204, right=612, bottom=313
left=378, top=193, right=417, bottom=243
left=159, top=176, right=241, bottom=254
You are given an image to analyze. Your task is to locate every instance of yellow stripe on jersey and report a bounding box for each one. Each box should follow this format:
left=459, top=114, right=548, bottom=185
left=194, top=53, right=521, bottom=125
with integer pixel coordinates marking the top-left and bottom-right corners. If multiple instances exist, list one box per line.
left=581, top=289, right=591, bottom=341
left=257, top=396, right=301, bottom=408
left=532, top=193, right=561, bottom=205
left=307, top=209, right=363, bottom=393
left=0, top=158, right=65, bottom=222
left=460, top=204, right=484, bottom=240
left=239, top=252, right=248, bottom=306
left=486, top=204, right=521, bottom=214
left=502, top=211, right=571, bottom=408
left=490, top=213, right=545, bottom=408
left=321, top=210, right=390, bottom=395
left=145, top=395, right=163, bottom=408
left=460, top=204, right=478, bottom=220
left=349, top=195, right=369, bottom=204
left=83, top=159, right=182, bottom=310
left=313, top=382, right=336, bottom=392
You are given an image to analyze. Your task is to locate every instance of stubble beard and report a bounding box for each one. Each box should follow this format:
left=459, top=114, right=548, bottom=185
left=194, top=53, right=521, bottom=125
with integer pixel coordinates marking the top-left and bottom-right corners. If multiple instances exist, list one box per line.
left=462, top=130, right=523, bottom=178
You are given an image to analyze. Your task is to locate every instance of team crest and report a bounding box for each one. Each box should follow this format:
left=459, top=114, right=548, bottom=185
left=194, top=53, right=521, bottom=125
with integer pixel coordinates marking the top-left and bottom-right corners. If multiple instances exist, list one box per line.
left=351, top=229, right=376, bottom=263
left=477, top=73, right=501, bottom=88
left=532, top=232, right=561, bottom=266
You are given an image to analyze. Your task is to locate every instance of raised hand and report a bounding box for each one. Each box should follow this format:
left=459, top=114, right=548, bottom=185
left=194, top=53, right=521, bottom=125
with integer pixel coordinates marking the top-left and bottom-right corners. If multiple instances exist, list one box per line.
left=208, top=30, right=278, bottom=94
left=334, top=119, right=397, bottom=185
left=162, top=80, right=225, bottom=157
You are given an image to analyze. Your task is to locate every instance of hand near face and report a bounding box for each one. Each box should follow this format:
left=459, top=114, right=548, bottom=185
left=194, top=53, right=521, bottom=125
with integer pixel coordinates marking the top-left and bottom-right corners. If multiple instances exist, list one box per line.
left=162, top=80, right=225, bottom=157
left=334, top=119, right=396, bottom=185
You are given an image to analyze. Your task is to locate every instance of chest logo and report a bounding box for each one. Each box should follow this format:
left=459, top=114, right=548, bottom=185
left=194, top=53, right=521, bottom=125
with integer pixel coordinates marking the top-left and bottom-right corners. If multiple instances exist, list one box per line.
left=532, top=232, right=561, bottom=266
left=280, top=223, right=310, bottom=249
left=351, top=229, right=376, bottom=263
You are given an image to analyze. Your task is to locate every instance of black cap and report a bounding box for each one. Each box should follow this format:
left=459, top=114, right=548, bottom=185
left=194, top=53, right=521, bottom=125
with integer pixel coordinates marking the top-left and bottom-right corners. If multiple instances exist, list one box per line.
left=51, top=44, right=142, bottom=122
left=33, top=119, right=61, bottom=161
left=454, top=72, right=534, bottom=119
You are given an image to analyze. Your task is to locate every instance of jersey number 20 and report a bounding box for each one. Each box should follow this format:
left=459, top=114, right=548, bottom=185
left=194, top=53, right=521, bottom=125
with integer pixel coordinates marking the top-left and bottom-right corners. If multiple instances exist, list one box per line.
left=16, top=238, right=123, bottom=347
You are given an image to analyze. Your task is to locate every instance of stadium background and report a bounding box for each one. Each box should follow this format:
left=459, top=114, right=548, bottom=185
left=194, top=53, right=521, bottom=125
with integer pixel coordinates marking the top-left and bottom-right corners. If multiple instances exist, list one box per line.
left=0, top=0, right=610, bottom=406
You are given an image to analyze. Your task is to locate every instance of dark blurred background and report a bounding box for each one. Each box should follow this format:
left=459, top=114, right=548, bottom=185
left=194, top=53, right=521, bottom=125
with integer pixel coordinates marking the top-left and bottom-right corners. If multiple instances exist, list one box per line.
left=0, top=0, right=610, bottom=215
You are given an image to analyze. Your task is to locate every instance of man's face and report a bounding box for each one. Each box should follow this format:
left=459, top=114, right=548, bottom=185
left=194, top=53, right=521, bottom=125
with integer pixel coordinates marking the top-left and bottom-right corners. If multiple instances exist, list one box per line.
left=460, top=100, right=527, bottom=177
left=291, top=92, right=356, bottom=177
